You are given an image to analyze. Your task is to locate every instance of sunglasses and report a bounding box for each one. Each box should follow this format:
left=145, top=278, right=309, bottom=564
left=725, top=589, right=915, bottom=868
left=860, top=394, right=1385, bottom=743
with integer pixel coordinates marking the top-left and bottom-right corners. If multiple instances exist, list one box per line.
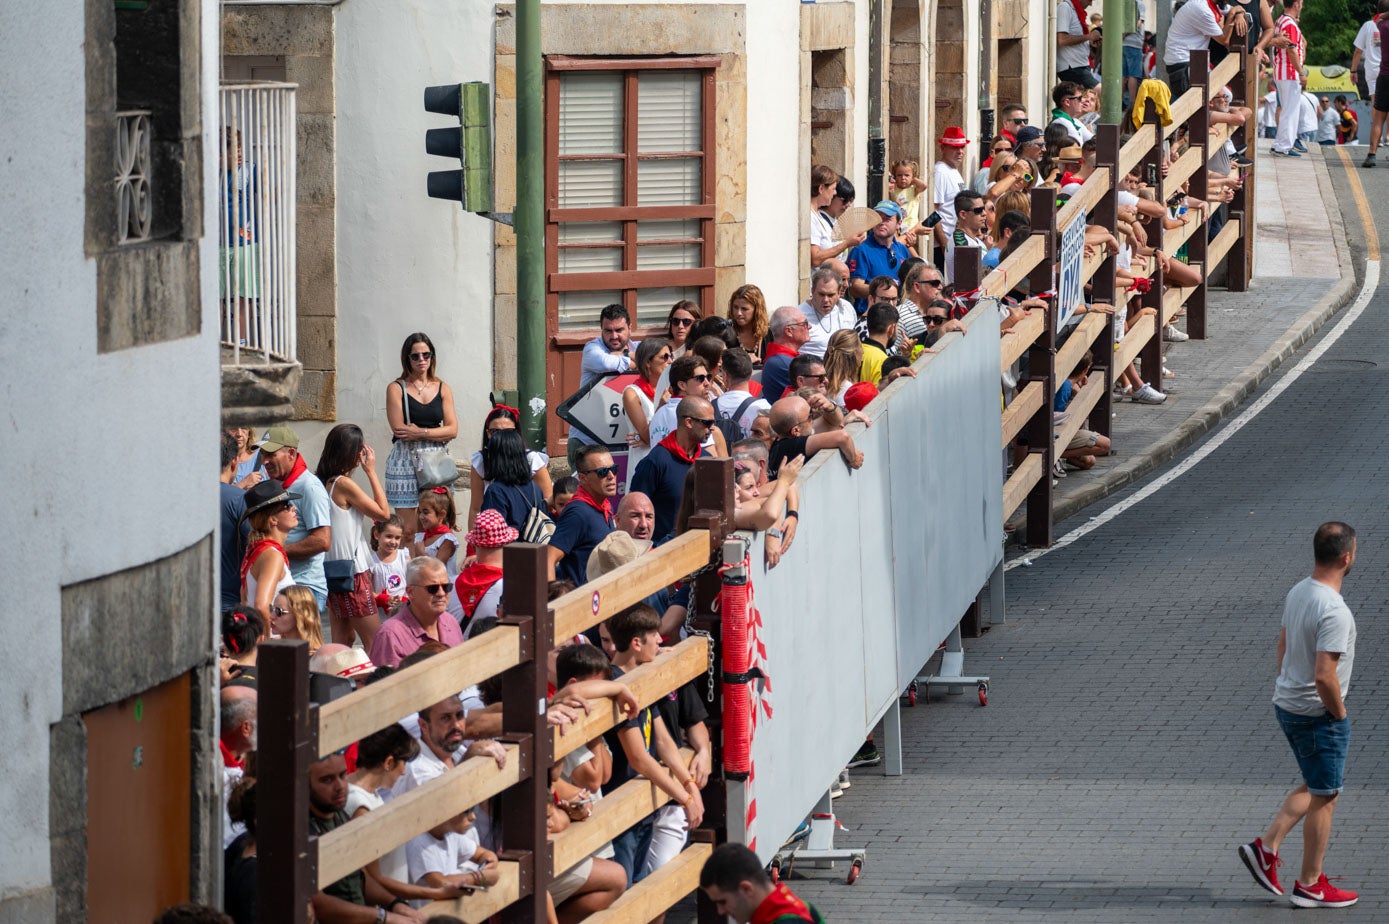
left=583, top=465, right=619, bottom=478
left=685, top=416, right=716, bottom=427
left=1008, top=117, right=1028, bottom=125
left=925, top=315, right=950, bottom=325
left=414, top=583, right=450, bottom=595
left=993, top=146, right=1013, bottom=154
left=800, top=373, right=827, bottom=381
left=1065, top=95, right=1082, bottom=102
left=964, top=206, right=987, bottom=215
left=410, top=351, right=432, bottom=361
left=270, top=605, right=289, bottom=617
left=688, top=373, right=710, bottom=383
left=671, top=317, right=696, bottom=327
left=919, top=277, right=943, bottom=287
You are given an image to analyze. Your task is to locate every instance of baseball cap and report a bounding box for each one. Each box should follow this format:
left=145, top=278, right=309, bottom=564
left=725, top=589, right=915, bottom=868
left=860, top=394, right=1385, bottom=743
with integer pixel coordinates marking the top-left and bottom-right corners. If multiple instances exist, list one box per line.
left=872, top=200, right=905, bottom=220
left=1015, top=125, right=1044, bottom=146
left=258, top=425, right=300, bottom=453
left=844, top=381, right=880, bottom=413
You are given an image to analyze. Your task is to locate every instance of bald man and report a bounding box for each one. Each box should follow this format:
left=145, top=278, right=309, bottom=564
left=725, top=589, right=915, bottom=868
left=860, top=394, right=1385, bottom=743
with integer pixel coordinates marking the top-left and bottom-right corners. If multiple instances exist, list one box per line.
left=629, top=395, right=715, bottom=541
left=615, top=491, right=656, bottom=542
left=761, top=306, right=813, bottom=401
left=767, top=395, right=863, bottom=477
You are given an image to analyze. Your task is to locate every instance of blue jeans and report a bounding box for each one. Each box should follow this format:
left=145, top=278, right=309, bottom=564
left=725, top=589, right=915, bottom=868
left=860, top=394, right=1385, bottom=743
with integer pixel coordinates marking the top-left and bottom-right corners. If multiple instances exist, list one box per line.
left=1275, top=705, right=1350, bottom=796
left=610, top=815, right=655, bottom=887
left=1122, top=46, right=1143, bottom=80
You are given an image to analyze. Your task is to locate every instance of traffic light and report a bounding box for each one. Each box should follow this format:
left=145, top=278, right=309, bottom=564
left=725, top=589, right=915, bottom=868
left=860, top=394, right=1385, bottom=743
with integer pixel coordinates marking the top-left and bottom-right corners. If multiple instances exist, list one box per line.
left=423, top=82, right=492, bottom=213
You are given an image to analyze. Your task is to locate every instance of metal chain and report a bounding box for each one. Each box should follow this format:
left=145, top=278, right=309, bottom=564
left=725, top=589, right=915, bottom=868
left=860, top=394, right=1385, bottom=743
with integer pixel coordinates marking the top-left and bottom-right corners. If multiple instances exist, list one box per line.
left=682, top=556, right=721, bottom=702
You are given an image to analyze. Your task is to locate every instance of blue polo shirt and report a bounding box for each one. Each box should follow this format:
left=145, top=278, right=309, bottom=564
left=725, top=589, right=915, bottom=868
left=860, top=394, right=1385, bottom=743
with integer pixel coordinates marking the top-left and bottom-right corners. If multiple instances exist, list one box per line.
left=629, top=443, right=696, bottom=543
left=552, top=498, right=614, bottom=586
left=847, top=235, right=911, bottom=313
left=760, top=346, right=798, bottom=404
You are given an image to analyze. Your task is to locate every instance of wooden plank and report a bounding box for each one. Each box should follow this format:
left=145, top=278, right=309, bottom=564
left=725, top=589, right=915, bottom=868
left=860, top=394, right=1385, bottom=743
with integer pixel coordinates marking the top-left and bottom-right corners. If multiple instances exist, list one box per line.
left=317, top=627, right=522, bottom=755
left=554, top=636, right=708, bottom=762
left=416, top=860, right=522, bottom=923
left=1209, top=122, right=1233, bottom=149
left=1162, top=284, right=1197, bottom=326
left=1207, top=215, right=1241, bottom=267
left=1054, top=312, right=1108, bottom=385
left=551, top=748, right=693, bottom=874
left=1003, top=454, right=1045, bottom=521
left=1056, top=167, right=1110, bottom=229
left=980, top=234, right=1045, bottom=299
left=1210, top=52, right=1242, bottom=92
left=316, top=744, right=524, bottom=888
left=1053, top=375, right=1107, bottom=451
left=1118, top=124, right=1155, bottom=177
left=1001, top=309, right=1046, bottom=371
left=583, top=842, right=713, bottom=924
left=1162, top=213, right=1203, bottom=255
left=1001, top=381, right=1046, bottom=446
left=1081, top=244, right=1106, bottom=286
left=1165, top=146, right=1204, bottom=193
left=1163, top=90, right=1204, bottom=139
left=1115, top=314, right=1157, bottom=372
left=551, top=530, right=712, bottom=644
left=550, top=268, right=715, bottom=292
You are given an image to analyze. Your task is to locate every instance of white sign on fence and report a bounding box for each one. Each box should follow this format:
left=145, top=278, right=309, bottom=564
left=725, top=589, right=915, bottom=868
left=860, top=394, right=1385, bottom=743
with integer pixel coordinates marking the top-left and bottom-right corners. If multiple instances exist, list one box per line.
left=1057, top=213, right=1086, bottom=329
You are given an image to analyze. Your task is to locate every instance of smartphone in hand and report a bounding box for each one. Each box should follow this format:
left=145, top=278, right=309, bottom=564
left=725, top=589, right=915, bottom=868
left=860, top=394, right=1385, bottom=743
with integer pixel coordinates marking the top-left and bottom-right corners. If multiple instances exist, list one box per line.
left=923, top=210, right=943, bottom=229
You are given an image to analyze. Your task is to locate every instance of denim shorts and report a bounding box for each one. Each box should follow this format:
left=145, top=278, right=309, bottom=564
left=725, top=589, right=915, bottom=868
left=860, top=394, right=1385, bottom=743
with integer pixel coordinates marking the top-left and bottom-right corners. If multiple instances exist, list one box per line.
left=1275, top=705, right=1350, bottom=796
left=1122, top=46, right=1143, bottom=80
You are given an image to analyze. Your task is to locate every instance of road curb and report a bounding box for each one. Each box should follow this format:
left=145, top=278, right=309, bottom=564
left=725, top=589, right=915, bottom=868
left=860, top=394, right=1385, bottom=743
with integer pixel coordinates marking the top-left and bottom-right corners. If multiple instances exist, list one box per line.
left=1042, top=151, right=1358, bottom=530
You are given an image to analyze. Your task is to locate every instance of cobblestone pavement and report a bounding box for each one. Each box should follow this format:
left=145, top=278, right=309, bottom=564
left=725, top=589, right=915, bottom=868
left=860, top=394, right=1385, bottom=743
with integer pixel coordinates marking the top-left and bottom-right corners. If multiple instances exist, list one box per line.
left=787, top=151, right=1388, bottom=920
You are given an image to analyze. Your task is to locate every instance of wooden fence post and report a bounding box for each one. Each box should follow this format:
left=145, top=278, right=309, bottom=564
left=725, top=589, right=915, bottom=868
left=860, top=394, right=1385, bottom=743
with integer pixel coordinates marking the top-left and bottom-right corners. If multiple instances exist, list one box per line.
left=1138, top=97, right=1165, bottom=389
left=1090, top=122, right=1122, bottom=439
left=1228, top=46, right=1253, bottom=291
left=953, top=245, right=984, bottom=296
left=257, top=640, right=315, bottom=923
left=1187, top=50, right=1212, bottom=341
left=498, top=544, right=552, bottom=924
left=1024, top=186, right=1057, bottom=547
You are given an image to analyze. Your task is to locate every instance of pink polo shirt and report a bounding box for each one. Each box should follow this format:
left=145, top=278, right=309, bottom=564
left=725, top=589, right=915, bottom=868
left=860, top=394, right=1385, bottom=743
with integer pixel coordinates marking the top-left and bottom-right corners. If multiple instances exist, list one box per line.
left=368, top=604, right=464, bottom=668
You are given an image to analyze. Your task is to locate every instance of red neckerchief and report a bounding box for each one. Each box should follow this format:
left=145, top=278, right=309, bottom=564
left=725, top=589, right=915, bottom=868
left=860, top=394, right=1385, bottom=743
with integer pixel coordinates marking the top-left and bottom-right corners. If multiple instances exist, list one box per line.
left=750, top=883, right=818, bottom=924
left=635, top=378, right=656, bottom=401
left=455, top=563, right=504, bottom=619
left=281, top=453, right=308, bottom=488
left=1061, top=170, right=1081, bottom=186
left=765, top=342, right=798, bottom=361
left=747, top=380, right=763, bottom=397
left=1069, top=0, right=1088, bottom=31
left=658, top=432, right=702, bottom=464
left=1205, top=0, right=1222, bottom=25
left=220, top=738, right=244, bottom=770
left=240, top=538, right=287, bottom=592
left=569, top=486, right=613, bottom=523
left=421, top=524, right=453, bottom=541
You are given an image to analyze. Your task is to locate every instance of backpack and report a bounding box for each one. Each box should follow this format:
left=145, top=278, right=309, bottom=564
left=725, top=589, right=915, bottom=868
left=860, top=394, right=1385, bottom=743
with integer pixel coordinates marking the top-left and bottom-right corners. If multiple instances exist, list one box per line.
left=715, top=395, right=760, bottom=443
left=519, top=481, right=555, bottom=545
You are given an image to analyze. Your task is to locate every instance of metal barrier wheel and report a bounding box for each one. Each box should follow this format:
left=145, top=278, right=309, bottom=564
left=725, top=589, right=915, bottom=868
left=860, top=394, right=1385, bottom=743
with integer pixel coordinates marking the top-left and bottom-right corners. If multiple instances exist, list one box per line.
left=847, top=858, right=863, bottom=884
left=978, top=681, right=988, bottom=706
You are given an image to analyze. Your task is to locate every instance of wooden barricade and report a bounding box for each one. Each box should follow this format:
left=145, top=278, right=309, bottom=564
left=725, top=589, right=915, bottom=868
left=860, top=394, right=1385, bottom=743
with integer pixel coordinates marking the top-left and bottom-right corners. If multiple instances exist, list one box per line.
left=257, top=459, right=735, bottom=923
left=955, top=46, right=1256, bottom=546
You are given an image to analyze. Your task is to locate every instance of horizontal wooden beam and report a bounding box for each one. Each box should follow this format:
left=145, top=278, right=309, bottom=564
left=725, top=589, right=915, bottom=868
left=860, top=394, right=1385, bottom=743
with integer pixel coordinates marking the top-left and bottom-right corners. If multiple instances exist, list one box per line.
left=981, top=234, right=1045, bottom=299
left=583, top=841, right=713, bottom=924
left=1053, top=375, right=1107, bottom=452
left=554, top=637, right=708, bottom=762
left=1207, top=215, right=1241, bottom=268
left=1118, top=124, right=1156, bottom=177
left=1164, top=90, right=1204, bottom=139
left=1165, top=145, right=1204, bottom=193
left=551, top=530, right=712, bottom=644
left=1162, top=213, right=1204, bottom=255
left=1056, top=167, right=1110, bottom=229
left=551, top=748, right=693, bottom=874
left=1054, top=313, right=1108, bottom=387
left=1003, top=453, right=1045, bottom=521
left=416, top=860, right=522, bottom=922
left=1162, top=283, right=1198, bottom=326
left=317, top=627, right=522, bottom=756
left=1115, top=314, right=1157, bottom=372
left=1210, top=53, right=1242, bottom=93
left=1001, top=309, right=1046, bottom=371
left=316, top=743, right=524, bottom=888
left=1001, top=380, right=1046, bottom=446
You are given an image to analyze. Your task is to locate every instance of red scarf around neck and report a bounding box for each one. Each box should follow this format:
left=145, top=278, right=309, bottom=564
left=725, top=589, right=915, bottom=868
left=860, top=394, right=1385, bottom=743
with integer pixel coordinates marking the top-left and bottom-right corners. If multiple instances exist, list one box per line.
left=765, top=342, right=798, bottom=361
left=281, top=453, right=308, bottom=488
left=456, top=562, right=504, bottom=619
left=635, top=377, right=657, bottom=401
left=421, top=524, right=454, bottom=541
left=1069, top=0, right=1088, bottom=31
left=658, top=431, right=703, bottom=464
left=240, top=538, right=287, bottom=592
left=569, top=486, right=613, bottom=522
left=750, top=883, right=818, bottom=924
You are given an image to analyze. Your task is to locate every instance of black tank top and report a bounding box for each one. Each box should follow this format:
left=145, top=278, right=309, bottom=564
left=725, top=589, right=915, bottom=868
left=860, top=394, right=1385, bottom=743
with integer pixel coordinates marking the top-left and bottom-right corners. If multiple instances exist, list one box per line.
left=395, top=381, right=445, bottom=440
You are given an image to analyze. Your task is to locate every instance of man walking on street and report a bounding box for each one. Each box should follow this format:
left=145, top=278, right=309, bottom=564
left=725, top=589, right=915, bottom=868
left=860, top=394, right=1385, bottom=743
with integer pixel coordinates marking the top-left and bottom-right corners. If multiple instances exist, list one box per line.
left=1269, top=0, right=1307, bottom=157
left=1239, top=521, right=1359, bottom=908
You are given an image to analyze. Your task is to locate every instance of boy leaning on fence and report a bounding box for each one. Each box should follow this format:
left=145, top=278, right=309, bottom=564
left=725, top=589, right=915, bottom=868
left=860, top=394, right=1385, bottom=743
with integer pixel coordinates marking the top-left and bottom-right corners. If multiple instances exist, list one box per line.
left=700, top=843, right=826, bottom=923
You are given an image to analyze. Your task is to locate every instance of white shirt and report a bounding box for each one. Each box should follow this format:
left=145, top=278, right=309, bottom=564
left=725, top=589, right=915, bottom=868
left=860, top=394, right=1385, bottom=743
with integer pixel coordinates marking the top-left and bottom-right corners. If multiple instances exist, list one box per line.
left=1050, top=112, right=1094, bottom=145
left=1272, top=577, right=1356, bottom=716
left=1056, top=1, right=1092, bottom=71
left=1355, top=18, right=1382, bottom=79
left=932, top=161, right=967, bottom=236
left=346, top=783, right=411, bottom=886
left=1317, top=105, right=1339, bottom=142
left=405, top=829, right=481, bottom=908
left=1299, top=91, right=1318, bottom=135
left=1260, top=90, right=1279, bottom=129
left=798, top=299, right=857, bottom=359
left=1164, top=0, right=1223, bottom=66
left=945, top=229, right=988, bottom=284
left=715, top=389, right=771, bottom=434
left=811, top=208, right=836, bottom=251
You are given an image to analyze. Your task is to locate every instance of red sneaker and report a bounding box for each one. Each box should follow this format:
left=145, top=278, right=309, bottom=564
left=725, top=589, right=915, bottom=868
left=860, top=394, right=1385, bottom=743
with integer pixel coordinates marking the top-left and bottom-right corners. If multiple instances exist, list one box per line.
left=1238, top=839, right=1283, bottom=896
left=1290, top=874, right=1358, bottom=908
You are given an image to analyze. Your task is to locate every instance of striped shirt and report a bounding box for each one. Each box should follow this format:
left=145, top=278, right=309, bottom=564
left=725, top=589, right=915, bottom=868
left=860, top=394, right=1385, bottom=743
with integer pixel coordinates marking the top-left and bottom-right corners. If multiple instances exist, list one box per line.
left=1272, top=14, right=1305, bottom=82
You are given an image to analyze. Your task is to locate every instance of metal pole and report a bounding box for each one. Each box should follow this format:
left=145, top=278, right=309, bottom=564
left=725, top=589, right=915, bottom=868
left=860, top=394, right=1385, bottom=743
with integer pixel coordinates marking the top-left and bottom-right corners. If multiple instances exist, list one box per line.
left=516, top=0, right=546, bottom=449
left=1100, top=0, right=1126, bottom=123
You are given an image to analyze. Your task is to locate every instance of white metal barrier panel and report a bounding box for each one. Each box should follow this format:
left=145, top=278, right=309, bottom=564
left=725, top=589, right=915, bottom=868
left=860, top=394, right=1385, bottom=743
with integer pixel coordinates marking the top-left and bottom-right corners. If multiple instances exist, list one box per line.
left=731, top=304, right=1004, bottom=861
left=219, top=82, right=297, bottom=363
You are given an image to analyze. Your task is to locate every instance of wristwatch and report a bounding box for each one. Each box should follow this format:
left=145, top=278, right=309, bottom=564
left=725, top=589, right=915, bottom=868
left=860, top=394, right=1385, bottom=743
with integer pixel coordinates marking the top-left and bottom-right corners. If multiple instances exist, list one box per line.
left=767, top=528, right=784, bottom=539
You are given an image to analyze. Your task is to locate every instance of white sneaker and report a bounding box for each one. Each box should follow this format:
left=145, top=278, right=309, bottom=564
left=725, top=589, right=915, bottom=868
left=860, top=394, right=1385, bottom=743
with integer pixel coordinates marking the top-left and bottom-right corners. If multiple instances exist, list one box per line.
left=1132, top=384, right=1167, bottom=404
left=1163, top=324, right=1189, bottom=342
left=838, top=769, right=851, bottom=790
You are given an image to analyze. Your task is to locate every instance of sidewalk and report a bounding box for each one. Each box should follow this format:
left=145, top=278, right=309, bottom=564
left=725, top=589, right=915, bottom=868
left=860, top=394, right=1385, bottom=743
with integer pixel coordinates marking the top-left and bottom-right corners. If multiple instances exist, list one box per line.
left=1043, top=145, right=1354, bottom=525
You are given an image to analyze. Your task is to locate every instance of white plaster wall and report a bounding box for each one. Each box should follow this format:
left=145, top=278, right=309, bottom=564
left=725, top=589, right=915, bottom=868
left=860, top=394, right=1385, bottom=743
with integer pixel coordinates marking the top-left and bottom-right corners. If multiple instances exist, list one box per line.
left=1029, top=0, right=1055, bottom=118
left=0, top=0, right=222, bottom=906
left=328, top=0, right=497, bottom=463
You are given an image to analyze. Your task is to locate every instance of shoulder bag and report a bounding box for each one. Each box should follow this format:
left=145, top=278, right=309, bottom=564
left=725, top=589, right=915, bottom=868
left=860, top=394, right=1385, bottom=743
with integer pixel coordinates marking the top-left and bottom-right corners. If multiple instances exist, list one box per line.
left=400, top=379, right=460, bottom=491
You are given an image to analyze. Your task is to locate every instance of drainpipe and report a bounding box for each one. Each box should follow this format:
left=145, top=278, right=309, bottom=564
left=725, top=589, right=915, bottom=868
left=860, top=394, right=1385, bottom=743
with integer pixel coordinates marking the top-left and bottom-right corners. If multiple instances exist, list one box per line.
left=867, top=0, right=886, bottom=202
left=1100, top=0, right=1124, bottom=122
left=516, top=0, right=546, bottom=448
left=980, top=0, right=996, bottom=145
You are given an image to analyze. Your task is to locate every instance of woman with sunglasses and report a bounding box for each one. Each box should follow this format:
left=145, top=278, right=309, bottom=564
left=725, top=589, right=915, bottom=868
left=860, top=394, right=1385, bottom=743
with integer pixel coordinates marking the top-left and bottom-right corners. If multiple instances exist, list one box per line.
left=726, top=284, right=770, bottom=363
left=240, top=480, right=300, bottom=623
left=466, top=405, right=552, bottom=525
left=385, top=332, right=459, bottom=536
left=972, top=137, right=1014, bottom=194
left=620, top=337, right=673, bottom=478
left=663, top=300, right=700, bottom=359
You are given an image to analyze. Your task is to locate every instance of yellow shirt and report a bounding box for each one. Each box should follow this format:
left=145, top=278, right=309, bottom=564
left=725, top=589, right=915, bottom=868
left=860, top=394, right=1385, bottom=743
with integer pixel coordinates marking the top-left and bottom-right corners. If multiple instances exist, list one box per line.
left=859, top=340, right=890, bottom=386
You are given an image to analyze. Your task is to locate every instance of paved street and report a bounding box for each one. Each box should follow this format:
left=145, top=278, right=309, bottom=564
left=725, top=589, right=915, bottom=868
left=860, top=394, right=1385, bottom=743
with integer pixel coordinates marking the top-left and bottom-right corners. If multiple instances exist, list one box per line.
left=792, top=152, right=1388, bottom=920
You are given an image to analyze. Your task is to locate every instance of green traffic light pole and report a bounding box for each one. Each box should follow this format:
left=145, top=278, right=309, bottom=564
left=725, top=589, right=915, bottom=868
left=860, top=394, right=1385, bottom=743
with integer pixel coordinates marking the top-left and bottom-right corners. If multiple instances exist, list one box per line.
left=516, top=0, right=547, bottom=450
left=1099, top=0, right=1125, bottom=124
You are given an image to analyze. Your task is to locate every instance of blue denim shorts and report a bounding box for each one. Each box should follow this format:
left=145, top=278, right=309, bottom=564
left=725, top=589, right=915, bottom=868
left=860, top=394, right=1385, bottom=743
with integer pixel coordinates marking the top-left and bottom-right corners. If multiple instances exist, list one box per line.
left=1275, top=705, right=1350, bottom=796
left=1122, top=46, right=1143, bottom=80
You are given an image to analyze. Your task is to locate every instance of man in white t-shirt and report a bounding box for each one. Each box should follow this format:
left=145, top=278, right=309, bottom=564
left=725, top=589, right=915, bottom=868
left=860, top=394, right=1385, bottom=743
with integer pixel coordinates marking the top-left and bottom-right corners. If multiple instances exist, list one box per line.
left=1238, top=522, right=1360, bottom=909
left=1163, top=0, right=1243, bottom=96
left=1049, top=81, right=1095, bottom=145
left=1352, top=14, right=1383, bottom=116
left=798, top=265, right=857, bottom=359
left=931, top=126, right=971, bottom=259
left=1056, top=0, right=1101, bottom=88
left=714, top=347, right=771, bottom=436
left=944, top=189, right=990, bottom=284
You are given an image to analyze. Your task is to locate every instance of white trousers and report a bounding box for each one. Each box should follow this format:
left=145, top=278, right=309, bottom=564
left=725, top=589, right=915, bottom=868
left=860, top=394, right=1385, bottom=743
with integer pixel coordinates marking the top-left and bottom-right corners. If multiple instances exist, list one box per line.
left=1273, top=79, right=1301, bottom=152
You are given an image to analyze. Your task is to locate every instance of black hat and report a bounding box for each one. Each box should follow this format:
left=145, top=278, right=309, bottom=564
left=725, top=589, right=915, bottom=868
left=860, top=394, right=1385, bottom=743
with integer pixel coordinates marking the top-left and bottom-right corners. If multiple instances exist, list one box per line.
left=242, top=479, right=301, bottom=519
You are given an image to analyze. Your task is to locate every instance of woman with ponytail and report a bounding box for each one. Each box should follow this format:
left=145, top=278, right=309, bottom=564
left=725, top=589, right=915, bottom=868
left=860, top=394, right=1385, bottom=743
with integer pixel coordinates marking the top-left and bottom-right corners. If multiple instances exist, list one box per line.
left=220, top=607, right=265, bottom=688
left=239, top=480, right=300, bottom=624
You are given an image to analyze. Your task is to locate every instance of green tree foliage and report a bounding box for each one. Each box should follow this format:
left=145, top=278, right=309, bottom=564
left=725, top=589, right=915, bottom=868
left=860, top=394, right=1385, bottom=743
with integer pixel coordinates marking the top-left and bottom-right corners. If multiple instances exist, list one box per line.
left=1287, top=0, right=1378, bottom=66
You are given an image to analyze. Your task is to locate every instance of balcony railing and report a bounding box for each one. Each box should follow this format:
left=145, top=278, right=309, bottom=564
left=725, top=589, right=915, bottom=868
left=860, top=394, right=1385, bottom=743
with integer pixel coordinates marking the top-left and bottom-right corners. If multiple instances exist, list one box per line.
left=219, top=82, right=297, bottom=364
left=115, top=110, right=153, bottom=245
